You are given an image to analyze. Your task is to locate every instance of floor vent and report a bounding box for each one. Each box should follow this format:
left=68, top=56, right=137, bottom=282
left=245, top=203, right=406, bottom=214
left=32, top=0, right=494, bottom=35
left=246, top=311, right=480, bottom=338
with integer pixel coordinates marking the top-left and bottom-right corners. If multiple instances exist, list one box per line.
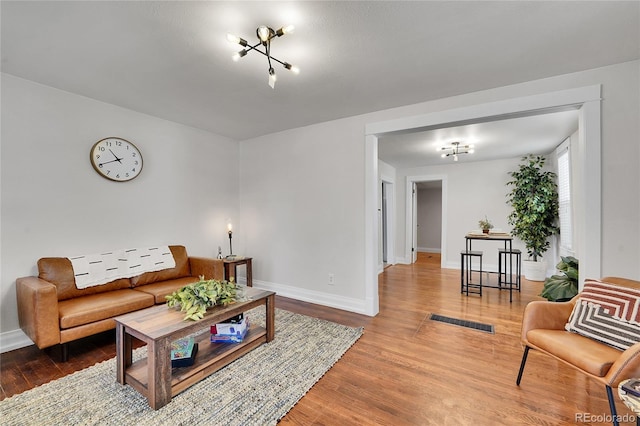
left=429, top=314, right=495, bottom=334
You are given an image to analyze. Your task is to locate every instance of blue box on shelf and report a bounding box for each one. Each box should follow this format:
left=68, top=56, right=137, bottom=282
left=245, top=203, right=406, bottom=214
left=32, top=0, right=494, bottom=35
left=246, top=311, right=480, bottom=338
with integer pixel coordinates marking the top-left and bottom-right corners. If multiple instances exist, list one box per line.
left=210, top=317, right=249, bottom=343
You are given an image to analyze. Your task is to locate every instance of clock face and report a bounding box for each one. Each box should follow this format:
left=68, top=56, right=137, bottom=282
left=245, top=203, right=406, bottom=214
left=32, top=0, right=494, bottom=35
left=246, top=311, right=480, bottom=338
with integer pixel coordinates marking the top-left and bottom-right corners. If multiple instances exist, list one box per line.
left=90, top=137, right=143, bottom=182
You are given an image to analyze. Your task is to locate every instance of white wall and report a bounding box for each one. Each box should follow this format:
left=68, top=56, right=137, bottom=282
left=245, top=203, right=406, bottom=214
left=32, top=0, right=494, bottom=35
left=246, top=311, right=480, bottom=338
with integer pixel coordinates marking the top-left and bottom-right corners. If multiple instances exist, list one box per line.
left=416, top=186, right=442, bottom=252
left=238, top=117, right=367, bottom=313
left=1, top=74, right=240, bottom=349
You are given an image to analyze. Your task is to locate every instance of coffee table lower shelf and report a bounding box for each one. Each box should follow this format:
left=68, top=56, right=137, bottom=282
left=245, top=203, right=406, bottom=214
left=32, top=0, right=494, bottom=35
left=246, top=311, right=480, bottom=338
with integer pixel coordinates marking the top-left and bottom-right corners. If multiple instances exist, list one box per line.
left=125, top=326, right=267, bottom=399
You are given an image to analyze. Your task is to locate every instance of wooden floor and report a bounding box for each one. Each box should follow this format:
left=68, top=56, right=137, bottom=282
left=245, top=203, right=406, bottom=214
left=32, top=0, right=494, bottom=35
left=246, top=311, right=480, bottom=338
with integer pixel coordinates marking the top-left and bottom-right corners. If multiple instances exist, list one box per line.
left=1, top=253, right=635, bottom=425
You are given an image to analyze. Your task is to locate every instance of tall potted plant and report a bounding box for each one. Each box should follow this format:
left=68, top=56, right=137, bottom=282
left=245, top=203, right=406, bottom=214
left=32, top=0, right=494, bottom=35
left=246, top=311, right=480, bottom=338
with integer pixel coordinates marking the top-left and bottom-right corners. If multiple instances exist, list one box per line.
left=506, top=155, right=559, bottom=281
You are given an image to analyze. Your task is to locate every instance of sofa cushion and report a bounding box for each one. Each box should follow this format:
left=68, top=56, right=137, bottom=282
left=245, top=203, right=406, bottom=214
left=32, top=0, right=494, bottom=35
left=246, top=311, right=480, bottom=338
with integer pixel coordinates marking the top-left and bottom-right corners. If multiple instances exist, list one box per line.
left=133, top=276, right=200, bottom=304
left=130, top=245, right=190, bottom=287
left=527, top=329, right=621, bottom=377
left=38, top=257, right=131, bottom=301
left=565, top=280, right=640, bottom=351
left=58, top=289, right=154, bottom=329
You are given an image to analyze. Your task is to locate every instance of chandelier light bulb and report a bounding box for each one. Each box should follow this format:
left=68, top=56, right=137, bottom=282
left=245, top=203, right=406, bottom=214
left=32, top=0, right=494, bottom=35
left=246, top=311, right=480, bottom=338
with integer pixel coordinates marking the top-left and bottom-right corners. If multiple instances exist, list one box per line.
left=226, top=33, right=240, bottom=43
left=257, top=26, right=271, bottom=42
left=284, top=63, right=300, bottom=74
left=268, top=68, right=277, bottom=89
left=232, top=49, right=247, bottom=62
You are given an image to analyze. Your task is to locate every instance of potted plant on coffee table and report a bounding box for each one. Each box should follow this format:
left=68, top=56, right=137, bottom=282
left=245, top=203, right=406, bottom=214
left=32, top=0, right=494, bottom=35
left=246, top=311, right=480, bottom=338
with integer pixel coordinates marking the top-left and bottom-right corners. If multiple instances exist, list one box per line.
left=506, top=155, right=559, bottom=281
left=166, top=277, right=237, bottom=321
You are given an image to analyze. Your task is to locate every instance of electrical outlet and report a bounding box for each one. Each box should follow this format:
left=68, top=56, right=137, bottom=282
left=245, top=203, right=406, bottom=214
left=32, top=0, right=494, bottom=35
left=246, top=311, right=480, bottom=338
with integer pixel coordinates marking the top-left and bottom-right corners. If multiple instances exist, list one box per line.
left=328, top=273, right=335, bottom=285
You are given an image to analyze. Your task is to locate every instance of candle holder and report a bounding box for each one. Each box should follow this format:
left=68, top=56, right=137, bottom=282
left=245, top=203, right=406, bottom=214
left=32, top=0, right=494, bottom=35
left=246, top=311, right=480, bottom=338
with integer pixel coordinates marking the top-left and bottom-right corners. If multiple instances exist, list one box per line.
left=227, top=222, right=233, bottom=256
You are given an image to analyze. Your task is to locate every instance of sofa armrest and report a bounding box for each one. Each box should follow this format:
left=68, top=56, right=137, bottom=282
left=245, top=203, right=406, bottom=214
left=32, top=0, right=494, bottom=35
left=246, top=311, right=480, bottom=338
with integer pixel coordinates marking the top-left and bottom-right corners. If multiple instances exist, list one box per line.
left=189, top=257, right=224, bottom=281
left=521, top=300, right=575, bottom=343
left=16, top=276, right=61, bottom=349
left=604, top=342, right=640, bottom=387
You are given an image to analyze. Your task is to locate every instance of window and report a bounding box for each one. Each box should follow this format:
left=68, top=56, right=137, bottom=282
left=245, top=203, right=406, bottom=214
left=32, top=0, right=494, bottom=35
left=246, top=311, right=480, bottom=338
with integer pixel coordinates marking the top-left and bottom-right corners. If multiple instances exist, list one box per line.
left=556, top=141, right=572, bottom=253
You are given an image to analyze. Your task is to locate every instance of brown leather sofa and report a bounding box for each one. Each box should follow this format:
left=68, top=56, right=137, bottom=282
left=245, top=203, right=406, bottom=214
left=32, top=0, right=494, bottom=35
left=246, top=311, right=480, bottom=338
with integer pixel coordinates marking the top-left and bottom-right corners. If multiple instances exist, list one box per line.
left=517, top=276, right=640, bottom=426
left=16, top=245, right=224, bottom=360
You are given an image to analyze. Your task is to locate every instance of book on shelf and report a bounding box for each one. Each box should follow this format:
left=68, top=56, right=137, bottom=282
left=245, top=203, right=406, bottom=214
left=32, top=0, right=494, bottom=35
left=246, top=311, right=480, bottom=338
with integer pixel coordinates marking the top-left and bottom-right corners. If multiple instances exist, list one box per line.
left=170, top=337, right=198, bottom=367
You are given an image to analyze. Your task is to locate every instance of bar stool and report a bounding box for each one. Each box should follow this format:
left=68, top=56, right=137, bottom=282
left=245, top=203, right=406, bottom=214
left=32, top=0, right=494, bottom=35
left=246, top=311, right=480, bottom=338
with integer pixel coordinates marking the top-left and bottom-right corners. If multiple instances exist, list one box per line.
left=498, top=248, right=521, bottom=302
left=460, top=250, right=483, bottom=296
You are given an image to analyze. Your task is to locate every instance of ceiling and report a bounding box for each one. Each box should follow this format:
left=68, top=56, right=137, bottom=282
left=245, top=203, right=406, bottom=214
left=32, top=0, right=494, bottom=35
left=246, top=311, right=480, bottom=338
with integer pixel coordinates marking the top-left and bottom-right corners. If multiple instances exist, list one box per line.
left=378, top=108, right=579, bottom=168
left=1, top=1, right=638, bottom=144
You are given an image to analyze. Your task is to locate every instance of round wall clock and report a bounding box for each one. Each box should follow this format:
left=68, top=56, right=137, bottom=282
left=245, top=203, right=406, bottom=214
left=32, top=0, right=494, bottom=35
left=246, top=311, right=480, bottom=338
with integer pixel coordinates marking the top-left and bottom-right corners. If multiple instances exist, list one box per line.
left=90, top=137, right=143, bottom=182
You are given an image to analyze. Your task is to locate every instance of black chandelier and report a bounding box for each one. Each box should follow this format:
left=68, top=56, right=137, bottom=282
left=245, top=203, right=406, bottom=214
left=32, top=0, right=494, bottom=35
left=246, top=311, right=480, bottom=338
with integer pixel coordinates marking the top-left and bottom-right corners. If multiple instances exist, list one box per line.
left=438, top=142, right=474, bottom=161
left=227, top=24, right=299, bottom=88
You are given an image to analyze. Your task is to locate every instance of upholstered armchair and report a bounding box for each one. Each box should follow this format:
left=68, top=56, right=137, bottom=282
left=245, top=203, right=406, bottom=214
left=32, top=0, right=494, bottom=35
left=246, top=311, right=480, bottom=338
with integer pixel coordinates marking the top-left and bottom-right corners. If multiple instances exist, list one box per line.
left=517, top=277, right=640, bottom=426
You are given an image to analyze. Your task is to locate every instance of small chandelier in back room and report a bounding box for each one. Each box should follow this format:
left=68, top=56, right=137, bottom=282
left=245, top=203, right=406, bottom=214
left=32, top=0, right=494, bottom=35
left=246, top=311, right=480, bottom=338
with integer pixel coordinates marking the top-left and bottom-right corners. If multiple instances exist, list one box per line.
left=438, top=141, right=474, bottom=161
left=226, top=24, right=300, bottom=89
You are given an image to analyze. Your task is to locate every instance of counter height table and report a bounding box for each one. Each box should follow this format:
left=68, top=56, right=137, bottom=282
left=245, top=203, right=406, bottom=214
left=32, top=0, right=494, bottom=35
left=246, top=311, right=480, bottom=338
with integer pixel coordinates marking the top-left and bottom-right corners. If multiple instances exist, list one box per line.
left=464, top=232, right=520, bottom=301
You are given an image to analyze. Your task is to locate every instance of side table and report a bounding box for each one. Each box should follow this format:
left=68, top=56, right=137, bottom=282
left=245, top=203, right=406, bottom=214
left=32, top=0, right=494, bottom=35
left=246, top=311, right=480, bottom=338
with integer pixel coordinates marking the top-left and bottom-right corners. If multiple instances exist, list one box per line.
left=223, top=257, right=253, bottom=287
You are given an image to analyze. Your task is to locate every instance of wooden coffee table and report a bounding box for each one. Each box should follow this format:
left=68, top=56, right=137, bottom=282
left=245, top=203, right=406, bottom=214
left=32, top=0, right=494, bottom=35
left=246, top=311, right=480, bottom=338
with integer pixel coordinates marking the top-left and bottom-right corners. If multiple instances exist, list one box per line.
left=115, top=287, right=275, bottom=409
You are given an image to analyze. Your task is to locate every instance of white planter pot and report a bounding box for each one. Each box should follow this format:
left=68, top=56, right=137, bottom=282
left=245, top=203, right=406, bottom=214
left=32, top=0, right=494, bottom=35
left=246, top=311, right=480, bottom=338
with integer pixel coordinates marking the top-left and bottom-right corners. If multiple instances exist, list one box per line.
left=523, top=259, right=547, bottom=281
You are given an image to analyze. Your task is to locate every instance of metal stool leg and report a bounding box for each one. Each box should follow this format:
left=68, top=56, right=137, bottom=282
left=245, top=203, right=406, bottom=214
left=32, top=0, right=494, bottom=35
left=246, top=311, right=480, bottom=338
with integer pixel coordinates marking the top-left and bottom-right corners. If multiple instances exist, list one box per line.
left=479, top=252, right=483, bottom=296
left=460, top=252, right=465, bottom=294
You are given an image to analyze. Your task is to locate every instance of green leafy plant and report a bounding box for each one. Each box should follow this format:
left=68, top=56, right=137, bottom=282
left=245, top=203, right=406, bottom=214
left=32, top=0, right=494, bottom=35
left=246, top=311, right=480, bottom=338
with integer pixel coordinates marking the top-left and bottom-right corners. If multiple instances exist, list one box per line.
left=540, top=256, right=579, bottom=301
left=166, top=276, right=237, bottom=321
left=506, top=155, right=559, bottom=261
left=478, top=216, right=494, bottom=231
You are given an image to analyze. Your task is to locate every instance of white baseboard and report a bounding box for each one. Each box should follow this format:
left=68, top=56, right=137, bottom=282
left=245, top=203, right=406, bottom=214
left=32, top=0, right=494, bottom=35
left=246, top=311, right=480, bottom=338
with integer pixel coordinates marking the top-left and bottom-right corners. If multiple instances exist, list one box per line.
left=252, top=279, right=369, bottom=316
left=417, top=247, right=441, bottom=253
left=1, top=328, right=33, bottom=353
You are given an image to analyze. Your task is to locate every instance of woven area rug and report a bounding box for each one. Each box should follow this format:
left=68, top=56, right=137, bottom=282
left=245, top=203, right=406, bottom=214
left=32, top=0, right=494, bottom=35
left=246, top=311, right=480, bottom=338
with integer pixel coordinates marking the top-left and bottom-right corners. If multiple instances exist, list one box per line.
left=1, top=308, right=363, bottom=426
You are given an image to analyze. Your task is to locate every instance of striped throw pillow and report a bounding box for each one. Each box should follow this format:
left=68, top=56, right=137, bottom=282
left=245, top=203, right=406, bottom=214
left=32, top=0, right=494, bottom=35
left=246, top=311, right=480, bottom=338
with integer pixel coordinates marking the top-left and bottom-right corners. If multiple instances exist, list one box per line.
left=565, top=280, right=640, bottom=351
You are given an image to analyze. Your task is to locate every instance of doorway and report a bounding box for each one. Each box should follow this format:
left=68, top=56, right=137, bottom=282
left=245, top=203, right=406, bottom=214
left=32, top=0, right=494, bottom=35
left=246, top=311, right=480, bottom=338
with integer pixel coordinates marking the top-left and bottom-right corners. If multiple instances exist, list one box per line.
left=363, top=85, right=602, bottom=317
left=406, top=176, right=447, bottom=267
left=380, top=179, right=395, bottom=270
left=414, top=181, right=443, bottom=263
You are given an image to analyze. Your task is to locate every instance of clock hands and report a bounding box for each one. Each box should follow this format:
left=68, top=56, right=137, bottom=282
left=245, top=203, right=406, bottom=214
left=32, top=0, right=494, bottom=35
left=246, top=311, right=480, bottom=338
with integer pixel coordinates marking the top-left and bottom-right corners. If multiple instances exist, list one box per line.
left=109, top=149, right=123, bottom=164
left=98, top=158, right=123, bottom=167
left=98, top=148, right=125, bottom=167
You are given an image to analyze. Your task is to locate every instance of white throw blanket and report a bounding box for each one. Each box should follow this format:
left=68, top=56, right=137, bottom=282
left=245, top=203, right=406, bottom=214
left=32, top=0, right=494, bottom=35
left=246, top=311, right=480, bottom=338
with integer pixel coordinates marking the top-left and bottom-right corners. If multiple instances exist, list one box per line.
left=68, top=246, right=176, bottom=289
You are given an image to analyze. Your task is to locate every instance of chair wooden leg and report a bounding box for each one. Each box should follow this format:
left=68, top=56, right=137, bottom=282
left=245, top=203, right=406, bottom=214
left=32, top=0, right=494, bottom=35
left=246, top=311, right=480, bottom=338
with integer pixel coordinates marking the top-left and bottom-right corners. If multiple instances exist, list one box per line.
left=606, top=385, right=620, bottom=426
left=516, top=346, right=530, bottom=385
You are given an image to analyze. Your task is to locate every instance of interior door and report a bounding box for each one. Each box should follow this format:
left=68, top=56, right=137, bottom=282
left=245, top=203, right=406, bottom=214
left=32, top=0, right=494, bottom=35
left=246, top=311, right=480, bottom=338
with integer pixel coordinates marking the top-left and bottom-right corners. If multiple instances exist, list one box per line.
left=382, top=182, right=388, bottom=263
left=412, top=182, right=418, bottom=263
